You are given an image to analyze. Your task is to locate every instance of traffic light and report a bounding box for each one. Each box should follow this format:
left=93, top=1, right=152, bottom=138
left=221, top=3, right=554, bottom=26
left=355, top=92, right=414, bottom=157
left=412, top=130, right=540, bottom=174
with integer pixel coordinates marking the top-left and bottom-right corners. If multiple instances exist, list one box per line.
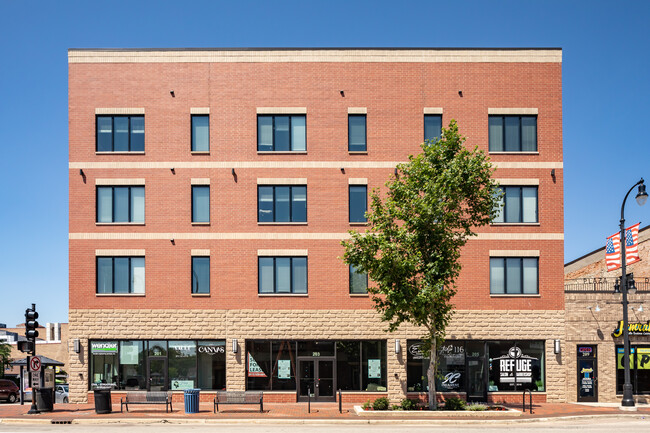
left=17, top=340, right=33, bottom=353
left=25, top=307, right=39, bottom=340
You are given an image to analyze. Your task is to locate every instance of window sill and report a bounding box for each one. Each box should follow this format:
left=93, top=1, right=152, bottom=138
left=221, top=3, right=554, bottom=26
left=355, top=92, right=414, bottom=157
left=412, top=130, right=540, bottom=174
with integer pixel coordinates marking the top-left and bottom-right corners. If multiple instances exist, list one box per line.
left=95, top=151, right=145, bottom=155
left=191, top=293, right=210, bottom=297
left=192, top=222, right=211, bottom=226
left=96, top=293, right=145, bottom=297
left=191, top=151, right=210, bottom=155
left=491, top=222, right=540, bottom=226
left=348, top=151, right=368, bottom=155
left=489, top=151, right=539, bottom=155
left=258, top=222, right=308, bottom=226
left=349, top=222, right=369, bottom=226
left=257, top=151, right=308, bottom=155
left=96, top=223, right=145, bottom=226
left=350, top=293, right=369, bottom=297
left=490, top=294, right=541, bottom=297
left=258, top=293, right=308, bottom=297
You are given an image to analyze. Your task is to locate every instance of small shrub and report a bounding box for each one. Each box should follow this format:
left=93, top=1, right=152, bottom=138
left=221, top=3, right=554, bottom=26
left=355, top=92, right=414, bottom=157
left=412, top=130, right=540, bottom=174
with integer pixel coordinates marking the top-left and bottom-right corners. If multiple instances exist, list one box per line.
left=372, top=397, right=390, bottom=411
left=443, top=397, right=466, bottom=411
left=467, top=403, right=487, bottom=411
left=362, top=400, right=372, bottom=410
left=391, top=404, right=402, bottom=411
left=401, top=398, right=417, bottom=411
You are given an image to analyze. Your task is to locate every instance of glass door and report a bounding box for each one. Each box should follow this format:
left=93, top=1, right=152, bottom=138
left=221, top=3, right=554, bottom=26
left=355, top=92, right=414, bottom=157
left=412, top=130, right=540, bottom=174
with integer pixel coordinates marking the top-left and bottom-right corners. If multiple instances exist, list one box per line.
left=316, top=359, right=335, bottom=402
left=466, top=357, right=487, bottom=402
left=147, top=357, right=168, bottom=391
left=297, top=358, right=336, bottom=401
left=577, top=345, right=597, bottom=402
left=298, top=359, right=315, bottom=401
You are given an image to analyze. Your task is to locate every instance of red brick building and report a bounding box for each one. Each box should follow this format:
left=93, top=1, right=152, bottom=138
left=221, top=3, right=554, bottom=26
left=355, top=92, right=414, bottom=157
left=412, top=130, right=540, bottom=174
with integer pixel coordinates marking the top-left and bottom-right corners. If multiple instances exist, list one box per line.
left=68, top=48, right=564, bottom=404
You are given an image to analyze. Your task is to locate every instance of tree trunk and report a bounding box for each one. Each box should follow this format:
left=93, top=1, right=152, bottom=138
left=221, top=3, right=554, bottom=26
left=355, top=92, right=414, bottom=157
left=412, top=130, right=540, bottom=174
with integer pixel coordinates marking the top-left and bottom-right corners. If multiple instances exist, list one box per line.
left=427, top=338, right=437, bottom=410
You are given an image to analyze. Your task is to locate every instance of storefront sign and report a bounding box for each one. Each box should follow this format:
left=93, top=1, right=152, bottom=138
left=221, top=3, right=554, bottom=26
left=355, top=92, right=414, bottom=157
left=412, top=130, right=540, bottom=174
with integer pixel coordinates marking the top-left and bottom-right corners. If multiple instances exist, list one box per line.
left=277, top=359, right=291, bottom=379
left=617, top=347, right=650, bottom=369
left=408, top=343, right=425, bottom=360
left=198, top=345, right=225, bottom=355
left=172, top=380, right=194, bottom=390
left=612, top=320, right=650, bottom=338
left=578, top=346, right=593, bottom=356
left=248, top=353, right=267, bottom=378
left=441, top=372, right=462, bottom=390
left=368, top=359, right=381, bottom=379
left=494, top=346, right=538, bottom=384
left=169, top=341, right=195, bottom=357
left=91, top=341, right=118, bottom=354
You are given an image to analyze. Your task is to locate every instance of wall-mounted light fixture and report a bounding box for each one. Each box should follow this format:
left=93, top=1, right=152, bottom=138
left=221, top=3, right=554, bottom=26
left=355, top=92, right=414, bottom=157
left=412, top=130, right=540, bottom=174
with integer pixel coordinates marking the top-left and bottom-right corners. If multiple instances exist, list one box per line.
left=588, top=305, right=601, bottom=312
left=394, top=168, right=398, bottom=177
left=340, top=90, right=345, bottom=97
left=340, top=167, right=345, bottom=173
left=551, top=169, right=555, bottom=178
left=554, top=339, right=561, bottom=354
left=170, top=238, right=175, bottom=245
left=395, top=339, right=401, bottom=354
left=231, top=168, right=236, bottom=176
left=170, top=90, right=175, bottom=97
left=458, top=90, right=463, bottom=97
left=640, top=305, right=645, bottom=312
left=79, top=169, right=84, bottom=176
left=73, top=339, right=80, bottom=353
left=170, top=168, right=175, bottom=174
left=232, top=339, right=238, bottom=353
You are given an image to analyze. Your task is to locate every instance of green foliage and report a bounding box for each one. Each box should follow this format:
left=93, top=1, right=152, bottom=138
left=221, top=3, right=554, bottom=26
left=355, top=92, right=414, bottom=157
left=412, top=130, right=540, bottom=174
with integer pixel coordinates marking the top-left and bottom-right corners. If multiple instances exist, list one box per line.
left=400, top=398, right=417, bottom=411
left=0, top=343, right=11, bottom=378
left=391, top=404, right=402, bottom=410
left=467, top=403, right=487, bottom=411
left=372, top=397, right=390, bottom=411
left=362, top=400, right=371, bottom=410
left=342, top=120, right=500, bottom=409
left=444, top=397, right=467, bottom=411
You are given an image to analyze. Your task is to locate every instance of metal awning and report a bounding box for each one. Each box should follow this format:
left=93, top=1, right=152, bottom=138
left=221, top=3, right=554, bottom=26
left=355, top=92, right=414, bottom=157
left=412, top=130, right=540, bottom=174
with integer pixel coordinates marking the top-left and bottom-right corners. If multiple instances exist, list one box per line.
left=10, top=356, right=64, bottom=367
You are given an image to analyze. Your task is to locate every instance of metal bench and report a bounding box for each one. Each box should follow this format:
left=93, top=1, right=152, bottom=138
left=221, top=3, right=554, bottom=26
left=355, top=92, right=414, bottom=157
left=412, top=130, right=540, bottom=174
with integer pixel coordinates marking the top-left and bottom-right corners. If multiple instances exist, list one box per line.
left=120, top=391, right=173, bottom=413
left=213, top=391, right=263, bottom=413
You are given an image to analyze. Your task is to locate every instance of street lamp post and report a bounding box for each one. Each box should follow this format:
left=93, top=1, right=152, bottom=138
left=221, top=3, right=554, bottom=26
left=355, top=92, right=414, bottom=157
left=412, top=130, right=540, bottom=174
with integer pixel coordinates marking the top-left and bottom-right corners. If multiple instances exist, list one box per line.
left=619, top=178, right=648, bottom=408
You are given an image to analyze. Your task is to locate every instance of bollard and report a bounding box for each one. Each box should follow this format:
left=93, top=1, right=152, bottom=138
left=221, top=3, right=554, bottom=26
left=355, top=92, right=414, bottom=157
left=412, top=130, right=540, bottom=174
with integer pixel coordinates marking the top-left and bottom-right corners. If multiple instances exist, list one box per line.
left=308, top=388, right=311, bottom=414
left=338, top=389, right=342, bottom=413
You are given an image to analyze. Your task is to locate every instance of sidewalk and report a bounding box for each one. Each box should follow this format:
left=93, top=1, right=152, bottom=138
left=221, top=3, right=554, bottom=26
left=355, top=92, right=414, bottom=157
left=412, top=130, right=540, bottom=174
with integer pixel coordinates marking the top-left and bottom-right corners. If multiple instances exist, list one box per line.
left=1, top=402, right=649, bottom=424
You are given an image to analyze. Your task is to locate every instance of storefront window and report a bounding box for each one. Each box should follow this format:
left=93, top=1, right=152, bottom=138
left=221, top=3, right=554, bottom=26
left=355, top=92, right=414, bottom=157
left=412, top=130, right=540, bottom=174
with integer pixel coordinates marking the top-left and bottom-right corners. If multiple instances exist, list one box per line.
left=298, top=341, right=335, bottom=357
left=246, top=341, right=272, bottom=390
left=488, top=341, right=544, bottom=391
left=148, top=340, right=167, bottom=357
left=90, top=341, right=118, bottom=389
left=436, top=341, right=466, bottom=392
left=119, top=340, right=146, bottom=390
left=616, top=345, right=650, bottom=394
left=336, top=341, right=361, bottom=390
left=362, top=341, right=386, bottom=391
left=271, top=341, right=296, bottom=390
left=198, top=341, right=226, bottom=390
left=168, top=341, right=197, bottom=390
left=406, top=340, right=428, bottom=392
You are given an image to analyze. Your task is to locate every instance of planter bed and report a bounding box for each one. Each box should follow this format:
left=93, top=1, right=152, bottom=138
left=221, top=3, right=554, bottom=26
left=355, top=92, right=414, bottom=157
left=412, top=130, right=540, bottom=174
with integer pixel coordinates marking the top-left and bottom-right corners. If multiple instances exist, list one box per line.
left=353, top=405, right=521, bottom=417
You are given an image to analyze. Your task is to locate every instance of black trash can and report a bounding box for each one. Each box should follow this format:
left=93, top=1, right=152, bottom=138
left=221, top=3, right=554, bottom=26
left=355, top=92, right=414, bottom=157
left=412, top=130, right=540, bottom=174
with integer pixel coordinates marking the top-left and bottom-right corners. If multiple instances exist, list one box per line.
left=184, top=389, right=200, bottom=414
left=93, top=388, right=112, bottom=414
left=36, top=388, right=54, bottom=412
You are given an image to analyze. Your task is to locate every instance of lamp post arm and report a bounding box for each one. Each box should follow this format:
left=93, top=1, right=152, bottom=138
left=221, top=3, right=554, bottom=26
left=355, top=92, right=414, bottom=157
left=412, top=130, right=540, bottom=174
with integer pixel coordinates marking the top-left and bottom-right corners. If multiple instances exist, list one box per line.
left=621, top=179, right=644, bottom=225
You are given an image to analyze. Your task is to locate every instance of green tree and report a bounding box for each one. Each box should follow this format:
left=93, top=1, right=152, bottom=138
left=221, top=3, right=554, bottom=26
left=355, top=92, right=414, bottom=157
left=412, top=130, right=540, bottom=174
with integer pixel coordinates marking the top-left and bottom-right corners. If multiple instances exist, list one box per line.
left=342, top=120, right=500, bottom=409
left=0, top=343, right=12, bottom=378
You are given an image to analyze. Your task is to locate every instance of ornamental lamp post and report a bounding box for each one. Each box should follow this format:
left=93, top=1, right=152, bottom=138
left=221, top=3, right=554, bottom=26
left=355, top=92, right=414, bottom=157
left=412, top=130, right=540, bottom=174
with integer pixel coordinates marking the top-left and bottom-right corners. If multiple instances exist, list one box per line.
left=619, top=178, right=647, bottom=408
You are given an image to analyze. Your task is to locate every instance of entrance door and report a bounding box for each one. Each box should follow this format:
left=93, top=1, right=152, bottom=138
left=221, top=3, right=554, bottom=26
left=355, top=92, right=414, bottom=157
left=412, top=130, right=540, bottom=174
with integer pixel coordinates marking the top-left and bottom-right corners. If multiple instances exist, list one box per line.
left=147, top=357, right=168, bottom=391
left=466, top=357, right=487, bottom=402
left=577, top=345, right=597, bottom=402
left=297, top=358, right=336, bottom=402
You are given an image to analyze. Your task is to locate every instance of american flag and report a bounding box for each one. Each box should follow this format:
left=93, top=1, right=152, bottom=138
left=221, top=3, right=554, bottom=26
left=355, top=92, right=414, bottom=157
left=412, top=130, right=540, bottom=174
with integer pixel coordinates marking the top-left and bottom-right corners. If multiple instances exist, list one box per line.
left=606, top=223, right=641, bottom=271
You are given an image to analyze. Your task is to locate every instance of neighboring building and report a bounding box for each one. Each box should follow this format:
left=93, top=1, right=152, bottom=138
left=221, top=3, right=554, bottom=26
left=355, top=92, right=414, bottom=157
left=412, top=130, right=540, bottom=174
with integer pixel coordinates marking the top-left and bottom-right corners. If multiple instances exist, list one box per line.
left=565, top=226, right=650, bottom=403
left=68, top=48, right=564, bottom=404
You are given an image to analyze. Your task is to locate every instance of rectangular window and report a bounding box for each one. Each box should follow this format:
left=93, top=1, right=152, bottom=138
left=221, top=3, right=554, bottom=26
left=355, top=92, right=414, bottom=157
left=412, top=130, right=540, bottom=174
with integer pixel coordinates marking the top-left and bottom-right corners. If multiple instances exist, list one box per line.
left=349, top=264, right=368, bottom=294
left=349, top=185, right=367, bottom=223
left=488, top=341, right=545, bottom=391
left=424, top=115, right=442, bottom=142
left=257, top=186, right=307, bottom=222
left=258, top=257, right=307, bottom=294
left=348, top=115, right=367, bottom=151
left=192, top=257, right=210, bottom=294
left=490, top=257, right=538, bottom=294
left=616, top=345, right=650, bottom=394
left=97, top=186, right=145, bottom=223
left=488, top=116, right=537, bottom=152
left=191, top=115, right=210, bottom=152
left=96, top=115, right=144, bottom=152
left=493, top=186, right=538, bottom=223
left=192, top=186, right=210, bottom=223
left=257, top=115, right=306, bottom=151
left=96, top=257, right=145, bottom=294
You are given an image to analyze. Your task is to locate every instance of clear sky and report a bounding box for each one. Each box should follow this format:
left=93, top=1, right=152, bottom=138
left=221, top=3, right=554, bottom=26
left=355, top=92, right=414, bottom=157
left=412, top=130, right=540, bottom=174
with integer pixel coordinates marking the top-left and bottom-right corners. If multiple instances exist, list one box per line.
left=1, top=0, right=649, bottom=327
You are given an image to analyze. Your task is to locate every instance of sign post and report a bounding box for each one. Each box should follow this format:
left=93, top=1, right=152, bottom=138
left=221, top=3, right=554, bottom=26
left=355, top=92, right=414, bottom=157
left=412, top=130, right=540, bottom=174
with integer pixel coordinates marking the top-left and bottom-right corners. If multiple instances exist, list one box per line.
left=25, top=304, right=40, bottom=415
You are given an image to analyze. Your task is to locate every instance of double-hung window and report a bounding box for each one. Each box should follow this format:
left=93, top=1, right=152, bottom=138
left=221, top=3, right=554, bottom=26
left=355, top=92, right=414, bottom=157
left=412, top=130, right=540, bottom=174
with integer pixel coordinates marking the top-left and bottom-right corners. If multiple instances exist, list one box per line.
left=96, top=115, right=145, bottom=152
left=97, top=257, right=145, bottom=294
left=490, top=257, right=538, bottom=294
left=258, top=186, right=307, bottom=223
left=192, top=185, right=210, bottom=223
left=348, top=114, right=367, bottom=151
left=424, top=115, right=442, bottom=142
left=257, top=115, right=306, bottom=151
left=191, top=257, right=210, bottom=294
left=349, top=185, right=368, bottom=223
left=97, top=186, right=144, bottom=223
left=258, top=257, right=307, bottom=294
left=493, top=186, right=538, bottom=223
left=489, top=116, right=537, bottom=152
left=349, top=264, right=368, bottom=294
left=191, top=115, right=210, bottom=152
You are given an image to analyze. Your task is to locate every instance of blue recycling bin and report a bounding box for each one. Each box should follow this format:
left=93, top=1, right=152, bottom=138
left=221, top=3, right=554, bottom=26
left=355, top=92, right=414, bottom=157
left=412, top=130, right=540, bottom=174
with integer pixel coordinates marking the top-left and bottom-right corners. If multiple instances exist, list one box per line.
left=184, top=389, right=200, bottom=413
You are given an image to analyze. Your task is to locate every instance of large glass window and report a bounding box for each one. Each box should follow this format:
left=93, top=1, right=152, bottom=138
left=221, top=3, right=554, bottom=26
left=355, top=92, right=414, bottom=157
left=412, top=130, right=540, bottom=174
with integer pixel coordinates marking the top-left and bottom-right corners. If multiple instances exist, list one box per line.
left=96, top=115, right=144, bottom=152
left=168, top=341, right=197, bottom=390
left=424, top=115, right=442, bottom=142
left=97, top=186, right=144, bottom=223
left=192, top=185, right=210, bottom=223
left=119, top=341, right=146, bottom=390
left=348, top=115, right=367, bottom=151
left=96, top=257, right=145, bottom=294
left=258, top=257, right=307, bottom=294
left=191, top=257, right=210, bottom=294
left=436, top=341, right=466, bottom=392
left=197, top=341, right=226, bottom=390
left=90, top=341, right=118, bottom=389
left=349, top=265, right=368, bottom=294
left=246, top=340, right=272, bottom=390
left=257, top=115, right=306, bottom=151
left=349, top=185, right=367, bottom=223
left=488, top=341, right=545, bottom=392
left=191, top=115, right=210, bottom=152
left=258, top=186, right=307, bottom=222
left=362, top=341, right=387, bottom=391
left=493, top=186, right=538, bottom=223
left=490, top=257, right=538, bottom=294
left=489, top=116, right=537, bottom=152
left=336, top=342, right=361, bottom=391
left=616, top=345, right=650, bottom=394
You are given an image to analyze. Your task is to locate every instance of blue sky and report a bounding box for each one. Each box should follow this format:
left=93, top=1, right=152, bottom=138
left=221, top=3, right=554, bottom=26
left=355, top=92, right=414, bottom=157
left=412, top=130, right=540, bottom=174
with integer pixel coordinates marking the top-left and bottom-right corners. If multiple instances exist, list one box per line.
left=1, top=0, right=649, bottom=327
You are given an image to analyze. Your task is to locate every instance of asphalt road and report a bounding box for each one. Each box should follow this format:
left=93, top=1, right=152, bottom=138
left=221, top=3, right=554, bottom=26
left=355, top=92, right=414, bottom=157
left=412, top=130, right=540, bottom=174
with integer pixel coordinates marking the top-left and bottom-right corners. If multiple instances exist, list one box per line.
left=0, top=418, right=649, bottom=433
